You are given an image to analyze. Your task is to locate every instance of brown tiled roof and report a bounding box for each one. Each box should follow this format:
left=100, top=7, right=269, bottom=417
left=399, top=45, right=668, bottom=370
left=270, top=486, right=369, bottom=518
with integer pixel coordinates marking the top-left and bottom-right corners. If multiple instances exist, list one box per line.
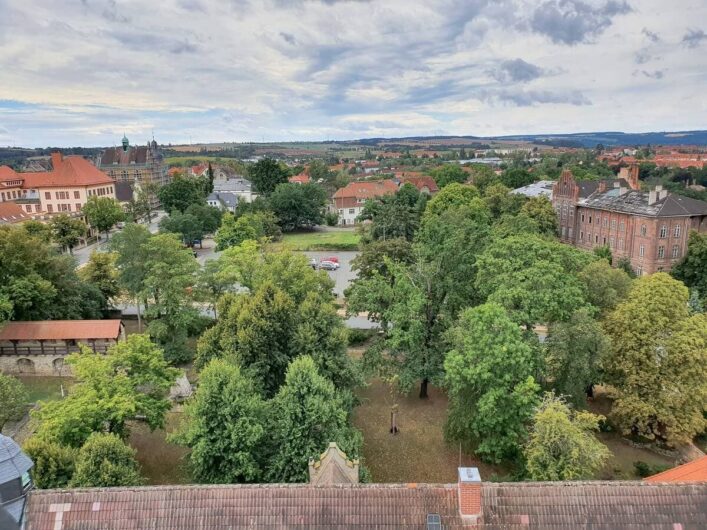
left=0, top=201, right=30, bottom=224
left=646, top=455, right=707, bottom=483
left=400, top=175, right=439, bottom=194
left=100, top=146, right=149, bottom=166
left=581, top=188, right=707, bottom=217
left=23, top=481, right=707, bottom=529
left=332, top=179, right=398, bottom=200
left=0, top=320, right=122, bottom=341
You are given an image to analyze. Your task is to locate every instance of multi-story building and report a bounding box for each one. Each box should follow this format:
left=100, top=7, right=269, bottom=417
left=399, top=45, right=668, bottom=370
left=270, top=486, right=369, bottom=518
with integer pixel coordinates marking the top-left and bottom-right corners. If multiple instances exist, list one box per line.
left=332, top=179, right=399, bottom=225
left=0, top=152, right=116, bottom=217
left=553, top=167, right=707, bottom=275
left=97, top=135, right=169, bottom=189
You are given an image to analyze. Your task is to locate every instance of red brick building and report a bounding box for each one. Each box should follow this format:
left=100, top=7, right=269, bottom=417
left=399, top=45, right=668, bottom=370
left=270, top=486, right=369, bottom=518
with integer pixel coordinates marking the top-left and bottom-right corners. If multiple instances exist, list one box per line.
left=553, top=168, right=707, bottom=275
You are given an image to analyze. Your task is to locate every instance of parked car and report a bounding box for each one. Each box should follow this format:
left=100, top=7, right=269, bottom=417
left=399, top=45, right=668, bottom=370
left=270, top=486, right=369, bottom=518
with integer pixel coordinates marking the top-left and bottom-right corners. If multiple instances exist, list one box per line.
left=319, top=260, right=339, bottom=271
left=324, top=256, right=339, bottom=264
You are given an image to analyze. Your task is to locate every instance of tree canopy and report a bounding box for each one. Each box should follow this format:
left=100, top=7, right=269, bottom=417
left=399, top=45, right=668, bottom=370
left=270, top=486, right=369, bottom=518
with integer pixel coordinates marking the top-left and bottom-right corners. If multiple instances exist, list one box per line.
left=69, top=432, right=143, bottom=488
left=0, top=373, right=29, bottom=429
left=672, top=230, right=707, bottom=306
left=158, top=175, right=209, bottom=213
left=49, top=214, right=86, bottom=254
left=83, top=196, right=124, bottom=240
left=248, top=158, right=290, bottom=196
left=268, top=182, right=327, bottom=231
left=429, top=164, right=467, bottom=188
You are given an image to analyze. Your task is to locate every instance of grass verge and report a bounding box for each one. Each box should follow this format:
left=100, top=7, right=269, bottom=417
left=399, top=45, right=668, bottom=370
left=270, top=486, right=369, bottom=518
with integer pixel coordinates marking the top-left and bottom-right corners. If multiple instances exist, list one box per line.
left=276, top=230, right=361, bottom=251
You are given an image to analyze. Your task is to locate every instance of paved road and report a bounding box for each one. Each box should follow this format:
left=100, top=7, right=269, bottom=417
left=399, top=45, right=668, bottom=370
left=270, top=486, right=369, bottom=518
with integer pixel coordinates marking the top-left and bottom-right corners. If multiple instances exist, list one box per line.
left=75, top=212, right=166, bottom=266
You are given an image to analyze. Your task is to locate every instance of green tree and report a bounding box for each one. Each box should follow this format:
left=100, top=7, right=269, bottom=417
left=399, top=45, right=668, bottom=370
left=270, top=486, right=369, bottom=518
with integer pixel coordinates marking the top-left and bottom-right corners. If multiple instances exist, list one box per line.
left=266, top=356, right=361, bottom=482
left=110, top=223, right=151, bottom=330
left=0, top=373, right=29, bottom=429
left=482, top=183, right=524, bottom=219
left=445, top=303, right=540, bottom=463
left=350, top=237, right=413, bottom=280
left=83, top=196, right=124, bottom=241
left=185, top=203, right=223, bottom=235
left=545, top=309, right=609, bottom=407
left=23, top=220, right=52, bottom=242
left=159, top=210, right=204, bottom=246
left=500, top=168, right=534, bottom=189
left=268, top=182, right=327, bottom=231
left=248, top=158, right=290, bottom=196
left=602, top=273, right=707, bottom=444
left=358, top=183, right=426, bottom=242
left=578, top=259, right=632, bottom=313
left=158, top=175, right=208, bottom=213
left=49, top=214, right=86, bottom=254
left=672, top=230, right=707, bottom=305
left=215, top=211, right=280, bottom=251
left=171, top=359, right=266, bottom=483
left=33, top=335, right=178, bottom=447
left=476, top=235, right=590, bottom=327
left=70, top=432, right=143, bottom=487
left=78, top=251, right=120, bottom=307
left=423, top=183, right=479, bottom=218
left=307, top=159, right=332, bottom=182
left=22, top=438, right=77, bottom=489
left=142, top=234, right=200, bottom=363
left=519, top=196, right=557, bottom=236
left=429, top=164, right=467, bottom=188
left=525, top=393, right=610, bottom=480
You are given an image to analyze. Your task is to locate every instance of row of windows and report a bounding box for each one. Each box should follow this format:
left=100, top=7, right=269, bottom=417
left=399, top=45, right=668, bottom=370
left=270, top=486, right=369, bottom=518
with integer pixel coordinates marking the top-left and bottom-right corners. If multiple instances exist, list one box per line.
left=46, top=203, right=82, bottom=213
left=338, top=208, right=357, bottom=215
left=88, top=186, right=114, bottom=197
left=24, top=204, right=41, bottom=213
left=1, top=190, right=21, bottom=201
left=581, top=213, right=626, bottom=232
left=640, top=224, right=682, bottom=238
left=638, top=244, right=681, bottom=259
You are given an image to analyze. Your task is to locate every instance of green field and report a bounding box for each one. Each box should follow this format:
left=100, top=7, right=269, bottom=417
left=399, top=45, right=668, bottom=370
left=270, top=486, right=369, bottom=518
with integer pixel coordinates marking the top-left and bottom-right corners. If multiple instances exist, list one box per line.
left=276, top=230, right=361, bottom=251
left=15, top=376, right=73, bottom=403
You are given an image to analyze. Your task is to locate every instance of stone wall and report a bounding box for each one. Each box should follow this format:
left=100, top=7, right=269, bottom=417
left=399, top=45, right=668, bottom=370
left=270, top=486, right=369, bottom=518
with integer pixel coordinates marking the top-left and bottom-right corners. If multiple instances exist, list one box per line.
left=0, top=354, right=72, bottom=377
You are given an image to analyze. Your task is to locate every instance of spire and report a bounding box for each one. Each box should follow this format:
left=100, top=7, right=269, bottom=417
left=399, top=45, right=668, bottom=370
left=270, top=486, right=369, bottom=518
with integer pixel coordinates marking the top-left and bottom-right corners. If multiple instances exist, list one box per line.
left=121, top=133, right=129, bottom=152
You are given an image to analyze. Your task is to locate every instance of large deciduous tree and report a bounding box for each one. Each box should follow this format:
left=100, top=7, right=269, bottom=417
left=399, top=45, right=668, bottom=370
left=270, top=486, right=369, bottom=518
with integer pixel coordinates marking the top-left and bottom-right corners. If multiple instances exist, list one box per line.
left=602, top=273, right=707, bottom=444
left=49, top=214, right=86, bottom=254
left=519, top=196, right=557, bottom=236
left=110, top=223, right=151, bottom=330
left=78, top=251, right=120, bottom=309
left=158, top=175, right=209, bottom=213
left=83, top=196, right=124, bottom=241
left=500, top=168, right=534, bottom=189
left=268, top=182, right=327, bottom=231
left=33, top=335, right=178, bottom=447
left=429, top=164, right=467, bottom=188
left=578, top=259, right=633, bottom=313
left=445, top=303, right=540, bottom=463
left=0, top=373, right=29, bottom=429
left=672, top=230, right=707, bottom=305
left=69, top=432, right=143, bottom=487
left=524, top=393, right=610, bottom=480
left=248, top=158, right=290, bottom=196
left=358, top=183, right=426, bottom=242
left=172, top=359, right=266, bottom=483
left=266, top=356, right=361, bottom=483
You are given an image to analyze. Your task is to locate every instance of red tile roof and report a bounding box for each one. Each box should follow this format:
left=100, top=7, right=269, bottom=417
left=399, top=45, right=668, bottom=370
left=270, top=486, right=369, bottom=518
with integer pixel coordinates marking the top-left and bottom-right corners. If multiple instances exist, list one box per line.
left=332, top=179, right=398, bottom=200
left=0, top=202, right=31, bottom=224
left=0, top=320, right=123, bottom=341
left=23, top=481, right=707, bottom=529
left=3, top=154, right=114, bottom=189
left=645, top=455, right=707, bottom=483
left=289, top=173, right=311, bottom=184
left=400, top=175, right=439, bottom=194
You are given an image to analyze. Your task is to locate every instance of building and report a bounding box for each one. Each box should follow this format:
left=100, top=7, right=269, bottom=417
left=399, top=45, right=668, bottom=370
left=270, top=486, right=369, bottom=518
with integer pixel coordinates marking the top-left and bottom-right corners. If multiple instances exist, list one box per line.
left=0, top=320, right=125, bottom=376
left=289, top=172, right=311, bottom=184
left=396, top=175, right=439, bottom=195
left=206, top=191, right=238, bottom=213
left=0, top=435, right=33, bottom=530
left=213, top=176, right=257, bottom=203
left=21, top=464, right=707, bottom=529
left=332, top=179, right=399, bottom=225
left=552, top=168, right=707, bottom=275
left=97, top=135, right=169, bottom=189
left=646, top=455, right=707, bottom=483
left=512, top=180, right=555, bottom=199
left=0, top=202, right=31, bottom=225
left=0, top=153, right=116, bottom=217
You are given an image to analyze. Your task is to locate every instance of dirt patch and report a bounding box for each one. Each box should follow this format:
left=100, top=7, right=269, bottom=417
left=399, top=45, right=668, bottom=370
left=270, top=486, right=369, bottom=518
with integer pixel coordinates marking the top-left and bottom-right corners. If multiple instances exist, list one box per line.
left=352, top=378, right=505, bottom=483
left=128, top=412, right=191, bottom=485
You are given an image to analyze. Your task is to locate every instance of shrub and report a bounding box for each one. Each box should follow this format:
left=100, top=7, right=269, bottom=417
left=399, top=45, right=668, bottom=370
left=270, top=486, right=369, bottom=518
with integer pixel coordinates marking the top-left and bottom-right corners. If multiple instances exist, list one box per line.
left=23, top=438, right=77, bottom=489
left=325, top=211, right=339, bottom=226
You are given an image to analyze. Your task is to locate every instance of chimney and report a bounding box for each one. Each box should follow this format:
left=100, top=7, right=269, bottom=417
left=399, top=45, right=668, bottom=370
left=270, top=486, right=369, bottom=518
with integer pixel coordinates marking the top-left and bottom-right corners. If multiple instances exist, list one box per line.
left=627, top=164, right=640, bottom=190
left=658, top=186, right=668, bottom=201
left=458, top=467, right=482, bottom=522
left=51, top=152, right=62, bottom=170
left=648, top=187, right=658, bottom=205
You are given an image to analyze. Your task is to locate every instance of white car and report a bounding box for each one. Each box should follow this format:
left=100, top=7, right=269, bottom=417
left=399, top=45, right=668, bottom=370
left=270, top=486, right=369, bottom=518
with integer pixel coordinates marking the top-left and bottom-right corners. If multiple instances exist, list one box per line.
left=319, top=260, right=339, bottom=271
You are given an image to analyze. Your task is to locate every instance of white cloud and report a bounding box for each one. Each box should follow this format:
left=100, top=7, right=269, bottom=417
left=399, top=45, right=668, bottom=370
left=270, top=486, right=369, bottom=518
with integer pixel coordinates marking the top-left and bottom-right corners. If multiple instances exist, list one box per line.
left=0, top=0, right=705, bottom=146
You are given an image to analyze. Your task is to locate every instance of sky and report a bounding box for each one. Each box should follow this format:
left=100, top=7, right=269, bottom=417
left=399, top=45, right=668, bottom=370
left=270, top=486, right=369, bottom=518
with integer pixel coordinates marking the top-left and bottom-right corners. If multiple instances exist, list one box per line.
left=0, top=0, right=705, bottom=147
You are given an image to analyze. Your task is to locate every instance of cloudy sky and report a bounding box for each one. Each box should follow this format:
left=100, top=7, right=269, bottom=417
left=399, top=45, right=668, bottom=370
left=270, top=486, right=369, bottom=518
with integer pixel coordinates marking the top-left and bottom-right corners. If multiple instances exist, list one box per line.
left=0, top=0, right=705, bottom=147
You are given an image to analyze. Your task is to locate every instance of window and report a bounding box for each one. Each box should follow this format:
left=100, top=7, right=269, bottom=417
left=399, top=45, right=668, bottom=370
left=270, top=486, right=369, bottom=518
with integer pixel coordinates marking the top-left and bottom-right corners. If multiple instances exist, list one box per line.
left=581, top=213, right=585, bottom=222
left=611, top=219, right=617, bottom=230
left=562, top=227, right=566, bottom=237
left=587, top=232, right=591, bottom=244
left=47, top=204, right=53, bottom=213
left=348, top=208, right=355, bottom=214
left=595, top=234, right=599, bottom=244
left=602, top=236, right=607, bottom=245
left=338, top=209, right=343, bottom=215
left=562, top=205, right=567, bottom=219
left=674, top=225, right=681, bottom=238
left=657, top=245, right=665, bottom=259
left=672, top=245, right=680, bottom=258
left=609, top=237, right=614, bottom=248
left=76, top=203, right=82, bottom=211
left=618, top=238, right=624, bottom=250
left=659, top=225, right=667, bottom=238
left=588, top=215, right=592, bottom=224
left=1, top=192, right=4, bottom=200
left=568, top=228, right=573, bottom=239
left=640, top=224, right=647, bottom=236
left=636, top=266, right=643, bottom=276
left=603, top=217, right=608, bottom=228
left=580, top=231, right=584, bottom=242
left=34, top=204, right=40, bottom=212
left=639, top=245, right=645, bottom=257
left=25, top=205, right=31, bottom=212
left=55, top=191, right=61, bottom=200
left=619, top=221, right=625, bottom=232
left=657, top=267, right=664, bottom=272
left=74, top=190, right=80, bottom=199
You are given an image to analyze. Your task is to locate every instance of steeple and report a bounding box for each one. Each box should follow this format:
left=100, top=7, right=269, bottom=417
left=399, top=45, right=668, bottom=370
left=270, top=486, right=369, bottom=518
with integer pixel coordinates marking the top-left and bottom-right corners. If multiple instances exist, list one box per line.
left=121, top=133, right=129, bottom=152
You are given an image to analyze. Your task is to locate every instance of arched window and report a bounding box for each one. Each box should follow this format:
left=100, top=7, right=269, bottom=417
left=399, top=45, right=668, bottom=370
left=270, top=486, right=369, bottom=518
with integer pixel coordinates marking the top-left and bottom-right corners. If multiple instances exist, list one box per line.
left=640, top=224, right=647, bottom=237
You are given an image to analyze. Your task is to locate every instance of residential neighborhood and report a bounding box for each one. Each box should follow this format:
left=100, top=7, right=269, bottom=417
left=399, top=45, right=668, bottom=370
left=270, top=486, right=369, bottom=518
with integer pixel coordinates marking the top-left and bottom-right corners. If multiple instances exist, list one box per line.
left=1, top=0, right=707, bottom=528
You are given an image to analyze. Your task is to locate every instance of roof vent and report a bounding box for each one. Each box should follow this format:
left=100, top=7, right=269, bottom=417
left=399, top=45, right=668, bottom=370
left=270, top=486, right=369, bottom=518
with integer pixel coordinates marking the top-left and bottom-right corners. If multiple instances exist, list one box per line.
left=426, top=513, right=442, bottom=530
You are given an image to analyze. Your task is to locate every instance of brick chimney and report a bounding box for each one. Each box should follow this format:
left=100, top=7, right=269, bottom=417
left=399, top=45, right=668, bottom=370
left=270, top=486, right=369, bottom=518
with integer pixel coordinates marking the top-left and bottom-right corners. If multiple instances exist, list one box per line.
left=458, top=467, right=482, bottom=522
left=51, top=152, right=63, bottom=170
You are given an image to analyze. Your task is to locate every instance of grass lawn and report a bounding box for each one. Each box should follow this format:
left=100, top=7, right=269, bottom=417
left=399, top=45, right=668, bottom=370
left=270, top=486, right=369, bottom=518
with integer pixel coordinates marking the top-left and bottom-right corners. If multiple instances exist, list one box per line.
left=15, top=376, right=72, bottom=403
left=352, top=378, right=506, bottom=483
left=128, top=412, right=191, bottom=485
left=277, top=230, right=361, bottom=251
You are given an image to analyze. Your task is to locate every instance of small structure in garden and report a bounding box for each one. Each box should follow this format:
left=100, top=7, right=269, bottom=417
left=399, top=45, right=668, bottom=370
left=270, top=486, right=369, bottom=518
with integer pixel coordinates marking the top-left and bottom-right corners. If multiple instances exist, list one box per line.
left=308, top=442, right=359, bottom=485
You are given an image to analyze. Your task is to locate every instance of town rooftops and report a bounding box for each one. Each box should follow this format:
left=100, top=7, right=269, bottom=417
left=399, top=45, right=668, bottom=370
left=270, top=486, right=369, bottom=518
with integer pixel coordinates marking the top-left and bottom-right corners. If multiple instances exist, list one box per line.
left=23, top=480, right=707, bottom=529
left=0, top=154, right=114, bottom=189
left=99, top=144, right=150, bottom=166
left=646, top=455, right=707, bottom=483
left=581, top=187, right=707, bottom=217
left=512, top=180, right=555, bottom=198
left=289, top=172, right=312, bottom=184
left=0, top=320, right=123, bottom=342
left=333, top=179, right=399, bottom=200
left=213, top=177, right=252, bottom=193
left=0, top=202, right=30, bottom=224
left=207, top=192, right=238, bottom=209
left=398, top=175, right=439, bottom=194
